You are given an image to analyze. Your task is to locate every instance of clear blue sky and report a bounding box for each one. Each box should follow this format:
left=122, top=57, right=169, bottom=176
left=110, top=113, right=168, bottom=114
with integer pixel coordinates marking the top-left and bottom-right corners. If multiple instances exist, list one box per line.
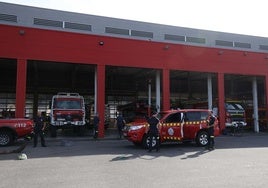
left=1, top=0, right=268, bottom=38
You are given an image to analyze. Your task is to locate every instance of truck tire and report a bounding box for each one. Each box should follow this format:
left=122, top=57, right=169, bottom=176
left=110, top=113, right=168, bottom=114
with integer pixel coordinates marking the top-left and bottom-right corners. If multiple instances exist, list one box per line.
left=196, top=130, right=209, bottom=147
left=142, top=134, right=157, bottom=149
left=142, top=135, right=149, bottom=149
left=0, top=130, right=14, bottom=146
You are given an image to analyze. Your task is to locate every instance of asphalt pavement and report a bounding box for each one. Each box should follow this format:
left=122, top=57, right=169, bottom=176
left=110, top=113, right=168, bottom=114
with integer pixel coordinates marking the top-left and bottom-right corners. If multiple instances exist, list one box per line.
left=1, top=130, right=268, bottom=188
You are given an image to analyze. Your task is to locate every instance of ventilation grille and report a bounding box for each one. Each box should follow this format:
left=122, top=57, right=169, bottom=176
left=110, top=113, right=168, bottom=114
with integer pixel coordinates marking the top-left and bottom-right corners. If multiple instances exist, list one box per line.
left=105, top=27, right=129, bottom=35
left=34, top=18, right=63, bottom=28
left=215, top=40, right=233, bottom=47
left=131, top=30, right=153, bottom=38
left=164, top=34, right=185, bottom=42
left=259, top=45, right=268, bottom=51
left=186, top=36, right=206, bottom=44
left=0, top=13, right=17, bottom=22
left=65, top=22, right=91, bottom=31
left=234, top=42, right=251, bottom=49
left=1, top=12, right=262, bottom=51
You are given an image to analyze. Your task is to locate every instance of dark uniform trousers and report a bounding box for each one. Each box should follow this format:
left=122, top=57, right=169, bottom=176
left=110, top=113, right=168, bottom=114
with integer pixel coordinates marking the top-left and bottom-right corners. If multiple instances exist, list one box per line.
left=33, top=116, right=46, bottom=147
left=207, top=114, right=215, bottom=150
left=33, top=130, right=46, bottom=147
left=208, top=127, right=214, bottom=149
left=148, top=130, right=160, bottom=152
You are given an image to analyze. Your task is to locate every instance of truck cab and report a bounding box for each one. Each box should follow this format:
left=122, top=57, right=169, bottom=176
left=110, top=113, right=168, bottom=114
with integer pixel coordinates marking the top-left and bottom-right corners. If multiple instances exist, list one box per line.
left=50, top=92, right=86, bottom=137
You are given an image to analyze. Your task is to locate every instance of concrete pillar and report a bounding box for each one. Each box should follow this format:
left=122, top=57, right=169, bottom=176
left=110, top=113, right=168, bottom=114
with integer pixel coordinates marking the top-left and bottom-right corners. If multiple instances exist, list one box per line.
left=252, top=77, right=259, bottom=132
left=217, top=73, right=226, bottom=131
left=207, top=74, right=213, bottom=110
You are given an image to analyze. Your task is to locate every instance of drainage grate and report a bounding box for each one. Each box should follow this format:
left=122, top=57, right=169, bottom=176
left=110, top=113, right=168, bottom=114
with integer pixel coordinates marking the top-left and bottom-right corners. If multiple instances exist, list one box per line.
left=34, top=18, right=63, bottom=28
left=0, top=13, right=17, bottom=22
left=64, top=22, right=92, bottom=31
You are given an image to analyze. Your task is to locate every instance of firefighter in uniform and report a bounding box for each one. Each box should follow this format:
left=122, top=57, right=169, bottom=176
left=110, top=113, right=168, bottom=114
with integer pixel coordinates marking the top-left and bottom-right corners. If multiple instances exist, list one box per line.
left=33, top=111, right=47, bottom=147
left=147, top=111, right=160, bottom=152
left=206, top=111, right=216, bottom=150
left=115, top=113, right=126, bottom=139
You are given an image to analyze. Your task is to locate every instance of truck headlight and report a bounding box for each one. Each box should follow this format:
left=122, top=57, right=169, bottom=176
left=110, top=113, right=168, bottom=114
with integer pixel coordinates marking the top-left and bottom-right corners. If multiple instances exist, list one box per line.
left=129, top=125, right=144, bottom=131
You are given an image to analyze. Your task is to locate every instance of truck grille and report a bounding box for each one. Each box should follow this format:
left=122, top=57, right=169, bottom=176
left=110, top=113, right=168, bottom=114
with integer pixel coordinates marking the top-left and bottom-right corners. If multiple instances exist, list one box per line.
left=55, top=114, right=82, bottom=121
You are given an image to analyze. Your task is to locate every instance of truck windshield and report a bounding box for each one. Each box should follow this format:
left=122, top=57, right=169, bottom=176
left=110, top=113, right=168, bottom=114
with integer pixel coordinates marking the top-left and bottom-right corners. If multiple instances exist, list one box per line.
left=54, top=99, right=82, bottom=109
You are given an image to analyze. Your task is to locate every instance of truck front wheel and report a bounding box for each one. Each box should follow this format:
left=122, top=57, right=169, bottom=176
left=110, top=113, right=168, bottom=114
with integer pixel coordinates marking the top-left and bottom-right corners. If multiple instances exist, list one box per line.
left=142, top=134, right=158, bottom=149
left=0, top=130, right=13, bottom=146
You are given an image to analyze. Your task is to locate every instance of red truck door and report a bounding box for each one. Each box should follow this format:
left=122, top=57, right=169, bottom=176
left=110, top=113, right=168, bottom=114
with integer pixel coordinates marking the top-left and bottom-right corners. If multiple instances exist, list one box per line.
left=159, top=112, right=184, bottom=141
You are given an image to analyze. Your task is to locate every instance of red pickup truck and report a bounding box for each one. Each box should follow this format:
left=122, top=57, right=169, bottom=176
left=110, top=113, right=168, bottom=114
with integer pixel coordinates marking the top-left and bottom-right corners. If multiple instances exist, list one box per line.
left=123, top=109, right=220, bottom=148
left=0, top=118, right=34, bottom=146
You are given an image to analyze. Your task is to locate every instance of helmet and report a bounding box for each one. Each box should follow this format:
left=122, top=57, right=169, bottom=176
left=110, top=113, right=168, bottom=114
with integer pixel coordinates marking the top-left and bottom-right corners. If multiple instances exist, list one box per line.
left=17, top=153, right=27, bottom=160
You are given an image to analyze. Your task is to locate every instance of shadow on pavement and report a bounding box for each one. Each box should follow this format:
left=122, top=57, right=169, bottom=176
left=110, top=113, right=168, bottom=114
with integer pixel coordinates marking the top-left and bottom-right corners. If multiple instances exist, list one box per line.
left=1, top=132, right=268, bottom=161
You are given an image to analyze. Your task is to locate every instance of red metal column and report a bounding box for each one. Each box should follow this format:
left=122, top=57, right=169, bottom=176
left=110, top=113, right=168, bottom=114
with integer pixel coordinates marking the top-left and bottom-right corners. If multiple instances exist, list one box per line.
left=217, top=72, right=226, bottom=131
left=97, top=64, right=105, bottom=138
left=15, top=59, right=27, bottom=118
left=162, top=68, right=170, bottom=111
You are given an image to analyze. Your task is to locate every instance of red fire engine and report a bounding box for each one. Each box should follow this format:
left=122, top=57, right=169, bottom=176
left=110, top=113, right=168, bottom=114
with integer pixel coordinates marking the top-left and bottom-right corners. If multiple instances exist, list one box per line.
left=50, top=93, right=86, bottom=137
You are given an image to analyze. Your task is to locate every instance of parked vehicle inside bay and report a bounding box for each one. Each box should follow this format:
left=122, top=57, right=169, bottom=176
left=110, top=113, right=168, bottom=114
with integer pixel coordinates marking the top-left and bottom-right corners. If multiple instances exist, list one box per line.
left=117, top=100, right=156, bottom=123
left=193, top=100, right=247, bottom=131
left=225, top=101, right=247, bottom=128
left=245, top=107, right=268, bottom=131
left=0, top=118, right=34, bottom=146
left=49, top=92, right=86, bottom=137
left=123, top=109, right=220, bottom=148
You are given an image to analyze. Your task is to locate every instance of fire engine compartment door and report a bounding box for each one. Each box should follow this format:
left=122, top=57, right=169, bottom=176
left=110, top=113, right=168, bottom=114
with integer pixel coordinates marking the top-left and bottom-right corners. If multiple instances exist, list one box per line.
left=160, top=112, right=183, bottom=139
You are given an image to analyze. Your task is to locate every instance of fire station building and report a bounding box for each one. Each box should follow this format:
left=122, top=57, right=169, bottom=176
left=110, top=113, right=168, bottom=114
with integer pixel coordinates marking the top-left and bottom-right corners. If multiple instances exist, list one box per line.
left=1, top=2, right=268, bottom=137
